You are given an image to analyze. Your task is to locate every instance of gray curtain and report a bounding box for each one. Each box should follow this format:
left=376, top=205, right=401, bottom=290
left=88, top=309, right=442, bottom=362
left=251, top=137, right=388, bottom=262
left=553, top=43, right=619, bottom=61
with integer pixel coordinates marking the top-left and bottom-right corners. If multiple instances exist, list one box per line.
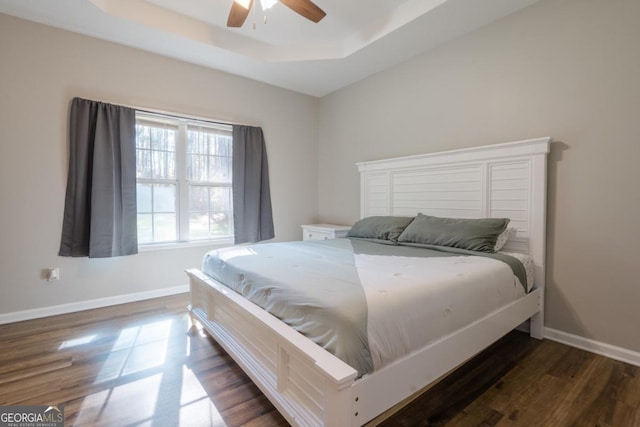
left=59, top=97, right=138, bottom=258
left=232, top=125, right=275, bottom=244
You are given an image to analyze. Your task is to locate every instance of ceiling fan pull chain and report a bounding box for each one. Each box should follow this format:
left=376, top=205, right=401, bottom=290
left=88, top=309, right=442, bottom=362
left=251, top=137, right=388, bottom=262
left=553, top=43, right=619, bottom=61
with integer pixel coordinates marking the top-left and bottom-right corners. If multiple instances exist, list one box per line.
left=252, top=0, right=257, bottom=29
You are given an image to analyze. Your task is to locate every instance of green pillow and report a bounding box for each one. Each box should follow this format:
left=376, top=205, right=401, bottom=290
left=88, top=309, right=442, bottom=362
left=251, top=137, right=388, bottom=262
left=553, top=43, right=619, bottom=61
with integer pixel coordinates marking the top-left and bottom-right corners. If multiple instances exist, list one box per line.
left=397, top=214, right=509, bottom=253
left=347, top=216, right=414, bottom=242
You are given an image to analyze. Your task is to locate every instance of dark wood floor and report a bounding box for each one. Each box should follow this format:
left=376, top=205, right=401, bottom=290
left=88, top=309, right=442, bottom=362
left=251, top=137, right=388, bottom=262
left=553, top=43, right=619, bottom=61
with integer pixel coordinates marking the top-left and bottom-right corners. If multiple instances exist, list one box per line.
left=0, top=294, right=638, bottom=427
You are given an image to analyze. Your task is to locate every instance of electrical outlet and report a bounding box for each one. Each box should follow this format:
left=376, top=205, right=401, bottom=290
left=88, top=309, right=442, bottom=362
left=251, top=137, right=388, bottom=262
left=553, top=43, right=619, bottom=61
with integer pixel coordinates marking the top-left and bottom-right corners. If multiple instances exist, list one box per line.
left=47, top=267, right=60, bottom=282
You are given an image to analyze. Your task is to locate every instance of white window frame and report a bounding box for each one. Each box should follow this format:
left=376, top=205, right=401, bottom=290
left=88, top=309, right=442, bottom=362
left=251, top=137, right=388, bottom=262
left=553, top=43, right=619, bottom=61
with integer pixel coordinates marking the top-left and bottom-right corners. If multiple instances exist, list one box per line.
left=135, top=112, right=234, bottom=250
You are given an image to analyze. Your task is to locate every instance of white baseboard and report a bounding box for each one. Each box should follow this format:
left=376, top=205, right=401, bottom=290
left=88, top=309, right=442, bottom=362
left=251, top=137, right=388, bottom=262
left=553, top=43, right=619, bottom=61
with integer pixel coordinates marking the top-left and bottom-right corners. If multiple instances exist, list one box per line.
left=0, top=285, right=189, bottom=325
left=544, top=327, right=640, bottom=367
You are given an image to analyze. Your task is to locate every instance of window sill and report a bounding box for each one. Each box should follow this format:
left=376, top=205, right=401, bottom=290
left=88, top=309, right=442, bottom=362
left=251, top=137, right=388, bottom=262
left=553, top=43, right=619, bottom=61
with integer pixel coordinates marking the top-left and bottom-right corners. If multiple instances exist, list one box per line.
left=138, top=238, right=234, bottom=253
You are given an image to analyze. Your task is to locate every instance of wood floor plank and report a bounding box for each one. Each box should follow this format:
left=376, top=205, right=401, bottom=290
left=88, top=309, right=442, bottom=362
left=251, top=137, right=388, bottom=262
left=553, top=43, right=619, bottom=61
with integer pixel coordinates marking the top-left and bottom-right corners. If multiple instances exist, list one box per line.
left=1, top=293, right=639, bottom=427
left=0, top=357, right=72, bottom=386
left=538, top=354, right=607, bottom=426
left=619, top=367, right=640, bottom=408
left=492, top=373, right=566, bottom=427
left=477, top=337, right=570, bottom=415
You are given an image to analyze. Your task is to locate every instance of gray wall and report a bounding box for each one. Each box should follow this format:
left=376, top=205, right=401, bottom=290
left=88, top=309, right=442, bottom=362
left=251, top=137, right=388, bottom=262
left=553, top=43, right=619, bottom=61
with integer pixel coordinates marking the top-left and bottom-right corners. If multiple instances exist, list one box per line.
left=319, top=0, right=640, bottom=353
left=0, top=14, right=319, bottom=315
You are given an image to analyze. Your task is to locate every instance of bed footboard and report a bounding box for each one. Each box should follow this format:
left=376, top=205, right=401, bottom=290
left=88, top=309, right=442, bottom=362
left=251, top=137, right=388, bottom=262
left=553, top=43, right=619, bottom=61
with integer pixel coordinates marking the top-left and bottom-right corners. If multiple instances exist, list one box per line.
left=188, top=267, right=543, bottom=426
left=187, top=268, right=358, bottom=426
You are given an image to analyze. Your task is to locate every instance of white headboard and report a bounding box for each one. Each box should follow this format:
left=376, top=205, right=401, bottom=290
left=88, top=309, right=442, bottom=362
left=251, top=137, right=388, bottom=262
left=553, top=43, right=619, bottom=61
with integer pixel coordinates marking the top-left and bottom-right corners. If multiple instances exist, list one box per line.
left=356, top=137, right=551, bottom=290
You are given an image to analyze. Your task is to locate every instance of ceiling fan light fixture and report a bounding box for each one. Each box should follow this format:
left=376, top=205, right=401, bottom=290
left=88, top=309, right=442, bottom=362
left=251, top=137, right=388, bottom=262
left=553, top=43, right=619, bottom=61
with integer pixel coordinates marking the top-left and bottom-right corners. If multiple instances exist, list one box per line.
left=227, top=0, right=326, bottom=28
left=234, top=0, right=252, bottom=10
left=260, top=0, right=278, bottom=10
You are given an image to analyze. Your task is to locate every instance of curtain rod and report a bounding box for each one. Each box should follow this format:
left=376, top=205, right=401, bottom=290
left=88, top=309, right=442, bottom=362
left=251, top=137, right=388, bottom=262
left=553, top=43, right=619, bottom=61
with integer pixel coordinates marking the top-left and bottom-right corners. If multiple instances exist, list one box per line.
left=78, top=97, right=255, bottom=128
left=134, top=106, right=242, bottom=128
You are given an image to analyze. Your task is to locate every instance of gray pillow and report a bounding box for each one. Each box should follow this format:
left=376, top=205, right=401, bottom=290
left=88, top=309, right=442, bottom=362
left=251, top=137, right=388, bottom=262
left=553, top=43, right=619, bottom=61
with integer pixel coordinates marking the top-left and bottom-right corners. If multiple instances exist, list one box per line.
left=397, top=214, right=509, bottom=253
left=347, top=216, right=414, bottom=242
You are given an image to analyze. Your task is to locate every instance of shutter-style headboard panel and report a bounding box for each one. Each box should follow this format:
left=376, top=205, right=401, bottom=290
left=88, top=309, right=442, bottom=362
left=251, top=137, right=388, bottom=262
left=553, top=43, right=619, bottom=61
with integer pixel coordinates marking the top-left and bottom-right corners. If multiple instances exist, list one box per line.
left=356, top=137, right=551, bottom=290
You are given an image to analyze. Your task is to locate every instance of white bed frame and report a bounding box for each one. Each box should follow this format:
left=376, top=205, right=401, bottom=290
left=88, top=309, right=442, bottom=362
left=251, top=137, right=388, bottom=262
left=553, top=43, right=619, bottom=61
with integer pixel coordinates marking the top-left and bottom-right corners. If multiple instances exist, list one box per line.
left=187, top=137, right=551, bottom=426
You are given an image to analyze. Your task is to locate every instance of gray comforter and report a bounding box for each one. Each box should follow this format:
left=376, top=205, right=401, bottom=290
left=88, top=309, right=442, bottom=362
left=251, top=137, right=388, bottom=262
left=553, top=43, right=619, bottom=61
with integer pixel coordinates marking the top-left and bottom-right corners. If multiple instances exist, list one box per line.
left=202, top=238, right=526, bottom=377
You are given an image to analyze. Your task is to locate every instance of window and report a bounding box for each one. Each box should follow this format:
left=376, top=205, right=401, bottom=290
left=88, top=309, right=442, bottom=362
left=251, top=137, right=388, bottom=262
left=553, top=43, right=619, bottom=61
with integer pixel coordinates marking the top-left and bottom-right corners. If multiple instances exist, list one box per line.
left=135, top=113, right=233, bottom=245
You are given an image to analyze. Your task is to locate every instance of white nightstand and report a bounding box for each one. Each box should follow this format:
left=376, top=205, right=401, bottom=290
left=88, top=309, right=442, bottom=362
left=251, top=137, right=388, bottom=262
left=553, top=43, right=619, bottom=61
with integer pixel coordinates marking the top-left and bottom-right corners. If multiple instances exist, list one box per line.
left=301, top=224, right=351, bottom=241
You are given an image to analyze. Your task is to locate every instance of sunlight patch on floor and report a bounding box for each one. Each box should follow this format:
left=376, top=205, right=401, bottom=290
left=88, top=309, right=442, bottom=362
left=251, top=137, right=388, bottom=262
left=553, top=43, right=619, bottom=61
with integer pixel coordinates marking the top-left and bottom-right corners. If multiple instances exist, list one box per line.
left=76, top=373, right=162, bottom=425
left=95, top=319, right=172, bottom=383
left=58, top=334, right=97, bottom=350
left=180, top=365, right=208, bottom=405
left=179, top=343, right=227, bottom=425
left=180, top=397, right=226, bottom=427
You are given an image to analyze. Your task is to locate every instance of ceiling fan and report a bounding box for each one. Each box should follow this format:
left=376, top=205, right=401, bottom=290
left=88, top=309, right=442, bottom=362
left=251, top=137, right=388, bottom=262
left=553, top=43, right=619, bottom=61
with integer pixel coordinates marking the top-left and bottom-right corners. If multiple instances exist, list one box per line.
left=227, top=0, right=326, bottom=28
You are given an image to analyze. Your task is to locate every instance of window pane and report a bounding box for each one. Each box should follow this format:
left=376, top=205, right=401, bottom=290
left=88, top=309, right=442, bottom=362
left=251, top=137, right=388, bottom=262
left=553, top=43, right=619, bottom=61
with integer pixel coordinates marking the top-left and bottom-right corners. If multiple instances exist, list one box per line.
left=188, top=185, right=232, bottom=240
left=206, top=157, right=216, bottom=182
left=137, top=214, right=153, bottom=244
left=150, top=127, right=176, bottom=151
left=207, top=157, right=229, bottom=182
left=189, top=213, right=209, bottom=240
left=151, top=150, right=176, bottom=180
left=187, top=130, right=204, bottom=154
left=214, top=136, right=232, bottom=157
left=189, top=186, right=209, bottom=212
left=187, top=127, right=232, bottom=184
left=187, top=154, right=207, bottom=182
left=136, top=120, right=178, bottom=181
left=150, top=127, right=161, bottom=150
left=210, top=212, right=232, bottom=237
left=136, top=149, right=151, bottom=179
left=210, top=187, right=231, bottom=211
left=208, top=135, right=219, bottom=155
left=136, top=126, right=149, bottom=149
left=221, top=157, right=232, bottom=182
left=154, top=214, right=177, bottom=242
left=136, top=184, right=152, bottom=212
left=153, top=184, right=176, bottom=213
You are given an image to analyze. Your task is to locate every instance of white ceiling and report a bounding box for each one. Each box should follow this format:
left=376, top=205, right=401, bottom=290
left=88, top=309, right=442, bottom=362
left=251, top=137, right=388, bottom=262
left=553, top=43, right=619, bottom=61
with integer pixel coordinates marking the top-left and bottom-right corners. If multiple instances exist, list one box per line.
left=0, top=0, right=540, bottom=97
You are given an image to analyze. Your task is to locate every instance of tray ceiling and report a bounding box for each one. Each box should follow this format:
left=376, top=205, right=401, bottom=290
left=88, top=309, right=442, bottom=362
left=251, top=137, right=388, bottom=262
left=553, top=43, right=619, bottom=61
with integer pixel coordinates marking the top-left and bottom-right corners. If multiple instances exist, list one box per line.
left=0, top=0, right=540, bottom=96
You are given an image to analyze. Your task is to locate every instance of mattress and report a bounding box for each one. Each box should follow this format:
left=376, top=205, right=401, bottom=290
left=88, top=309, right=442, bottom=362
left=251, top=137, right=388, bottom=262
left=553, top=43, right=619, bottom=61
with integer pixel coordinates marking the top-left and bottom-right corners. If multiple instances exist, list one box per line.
left=201, top=238, right=529, bottom=377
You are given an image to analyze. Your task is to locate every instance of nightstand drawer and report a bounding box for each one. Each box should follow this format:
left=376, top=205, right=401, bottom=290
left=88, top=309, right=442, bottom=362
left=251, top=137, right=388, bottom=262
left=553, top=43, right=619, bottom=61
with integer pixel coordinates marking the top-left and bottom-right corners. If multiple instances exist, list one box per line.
left=304, top=230, right=333, bottom=241
left=301, top=224, right=351, bottom=241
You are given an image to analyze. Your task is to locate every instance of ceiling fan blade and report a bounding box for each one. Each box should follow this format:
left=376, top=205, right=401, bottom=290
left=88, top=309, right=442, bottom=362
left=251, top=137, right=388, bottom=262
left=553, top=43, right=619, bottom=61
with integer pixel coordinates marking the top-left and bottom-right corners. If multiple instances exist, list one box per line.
left=227, top=0, right=253, bottom=27
left=279, top=0, right=326, bottom=23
